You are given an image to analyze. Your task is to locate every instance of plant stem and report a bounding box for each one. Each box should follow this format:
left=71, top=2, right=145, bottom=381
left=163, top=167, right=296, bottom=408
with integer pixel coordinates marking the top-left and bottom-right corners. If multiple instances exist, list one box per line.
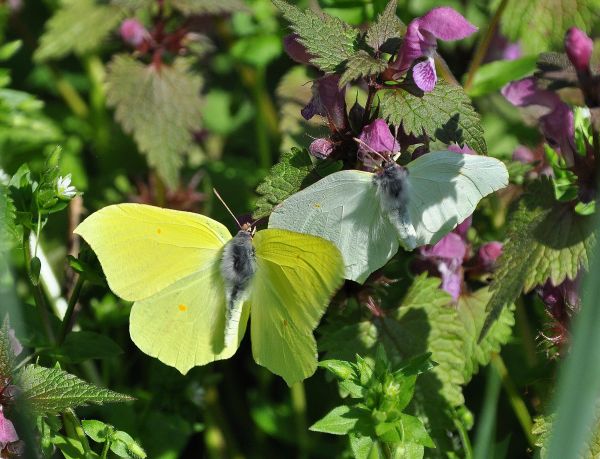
left=291, top=382, right=309, bottom=459
left=58, top=274, right=85, bottom=345
left=23, top=231, right=55, bottom=344
left=490, top=353, right=535, bottom=446
left=453, top=416, right=474, bottom=459
left=203, top=385, right=244, bottom=459
left=362, top=85, right=377, bottom=127
left=463, top=0, right=510, bottom=92
left=101, top=440, right=111, bottom=459
left=50, top=66, right=90, bottom=118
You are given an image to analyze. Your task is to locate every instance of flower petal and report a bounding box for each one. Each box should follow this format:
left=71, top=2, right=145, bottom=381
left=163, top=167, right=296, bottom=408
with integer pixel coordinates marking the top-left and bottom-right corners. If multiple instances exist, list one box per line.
left=300, top=75, right=347, bottom=130
left=421, top=232, right=467, bottom=261
left=501, top=77, right=560, bottom=109
left=309, top=138, right=335, bottom=159
left=0, top=408, right=18, bottom=444
left=412, top=58, right=437, bottom=92
left=358, top=119, right=399, bottom=154
left=438, top=261, right=463, bottom=300
left=417, top=7, right=477, bottom=41
left=565, top=27, right=593, bottom=71
left=283, top=34, right=314, bottom=65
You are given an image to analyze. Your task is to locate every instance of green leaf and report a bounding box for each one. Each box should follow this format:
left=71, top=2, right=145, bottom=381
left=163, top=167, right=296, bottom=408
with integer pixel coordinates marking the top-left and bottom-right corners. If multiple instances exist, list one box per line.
left=349, top=433, right=383, bottom=459
left=466, top=56, right=538, bottom=98
left=17, top=364, right=133, bottom=416
left=273, top=0, right=359, bottom=72
left=50, top=434, right=93, bottom=459
left=481, top=178, right=595, bottom=338
left=0, top=183, right=19, bottom=254
left=230, top=34, right=282, bottom=68
left=501, top=0, right=600, bottom=54
left=82, top=420, right=112, bottom=443
left=380, top=81, right=487, bottom=154
left=318, top=359, right=356, bottom=380
left=0, top=40, right=22, bottom=61
left=171, top=0, right=246, bottom=14
left=309, top=405, right=368, bottom=435
left=105, top=55, right=203, bottom=186
left=252, top=147, right=342, bottom=219
left=34, top=0, right=123, bottom=61
left=56, top=331, right=123, bottom=363
left=533, top=414, right=600, bottom=459
left=0, top=318, right=15, bottom=378
left=111, top=430, right=147, bottom=459
left=365, top=0, right=404, bottom=52
left=339, top=51, right=388, bottom=87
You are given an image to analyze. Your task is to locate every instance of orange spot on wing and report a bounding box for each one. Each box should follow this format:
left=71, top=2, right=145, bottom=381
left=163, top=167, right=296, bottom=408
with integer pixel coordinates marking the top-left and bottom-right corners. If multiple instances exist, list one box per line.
left=178, top=304, right=187, bottom=312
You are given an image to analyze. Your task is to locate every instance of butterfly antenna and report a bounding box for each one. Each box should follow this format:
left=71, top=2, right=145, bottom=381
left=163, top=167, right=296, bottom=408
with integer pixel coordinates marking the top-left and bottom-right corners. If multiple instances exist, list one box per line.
left=213, top=188, right=242, bottom=230
left=353, top=137, right=389, bottom=164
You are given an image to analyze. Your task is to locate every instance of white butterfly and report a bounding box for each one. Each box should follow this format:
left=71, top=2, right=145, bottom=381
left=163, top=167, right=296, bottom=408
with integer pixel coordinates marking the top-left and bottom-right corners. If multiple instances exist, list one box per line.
left=268, top=150, right=508, bottom=283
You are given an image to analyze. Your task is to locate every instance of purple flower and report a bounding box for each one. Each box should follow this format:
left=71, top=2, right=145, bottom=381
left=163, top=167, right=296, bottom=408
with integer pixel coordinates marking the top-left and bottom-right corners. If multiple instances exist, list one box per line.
left=502, top=78, right=576, bottom=165
left=301, top=75, right=347, bottom=131
left=420, top=232, right=467, bottom=300
left=565, top=27, right=593, bottom=72
left=448, top=143, right=475, bottom=155
left=120, top=19, right=148, bottom=47
left=484, top=31, right=521, bottom=62
left=391, top=7, right=477, bottom=92
left=7, top=330, right=21, bottom=358
left=0, top=407, right=18, bottom=447
left=477, top=242, right=503, bottom=271
left=357, top=119, right=399, bottom=167
left=283, top=34, right=314, bottom=65
left=309, top=138, right=335, bottom=159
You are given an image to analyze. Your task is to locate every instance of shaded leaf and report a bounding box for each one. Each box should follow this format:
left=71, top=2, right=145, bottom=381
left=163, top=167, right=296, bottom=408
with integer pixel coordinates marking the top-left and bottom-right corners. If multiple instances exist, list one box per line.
left=106, top=55, right=203, bottom=186
left=17, top=364, right=133, bottom=416
left=482, top=178, right=595, bottom=338
left=365, top=0, right=404, bottom=52
left=273, top=0, right=359, bottom=72
left=380, top=81, right=487, bottom=154
left=309, top=405, right=368, bottom=435
left=56, top=331, right=123, bottom=363
left=0, top=184, right=19, bottom=253
left=35, top=0, right=123, bottom=61
left=0, top=318, right=14, bottom=378
left=466, top=56, right=538, bottom=98
left=339, top=51, right=387, bottom=87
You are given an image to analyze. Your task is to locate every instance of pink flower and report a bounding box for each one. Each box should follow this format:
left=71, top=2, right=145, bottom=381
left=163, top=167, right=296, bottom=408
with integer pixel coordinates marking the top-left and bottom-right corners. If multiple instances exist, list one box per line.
left=120, top=19, right=148, bottom=48
left=420, top=232, right=467, bottom=300
left=301, top=75, right=347, bottom=131
left=565, top=27, right=593, bottom=72
left=448, top=143, right=475, bottom=155
left=0, top=407, right=18, bottom=446
left=477, top=242, right=503, bottom=271
left=7, top=330, right=21, bottom=357
left=309, top=138, right=335, bottom=159
left=502, top=78, right=576, bottom=165
left=391, top=7, right=477, bottom=92
left=358, top=119, right=399, bottom=154
left=283, top=34, right=314, bottom=65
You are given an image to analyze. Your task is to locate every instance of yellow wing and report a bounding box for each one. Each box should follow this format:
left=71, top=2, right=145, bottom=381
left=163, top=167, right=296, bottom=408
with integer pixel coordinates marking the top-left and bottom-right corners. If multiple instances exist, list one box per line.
left=74, top=203, right=231, bottom=301
left=249, top=229, right=344, bottom=386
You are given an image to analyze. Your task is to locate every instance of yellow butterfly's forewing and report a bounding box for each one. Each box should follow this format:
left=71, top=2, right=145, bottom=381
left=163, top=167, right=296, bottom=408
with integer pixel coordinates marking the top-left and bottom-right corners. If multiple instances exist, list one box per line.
left=74, top=203, right=232, bottom=301
left=75, top=203, right=246, bottom=373
left=249, top=229, right=344, bottom=386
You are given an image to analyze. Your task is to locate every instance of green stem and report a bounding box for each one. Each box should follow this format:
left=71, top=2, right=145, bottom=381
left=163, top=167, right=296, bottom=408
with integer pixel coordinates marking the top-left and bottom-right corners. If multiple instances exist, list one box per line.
left=101, top=440, right=111, bottom=459
left=291, top=382, right=309, bottom=459
left=453, top=416, right=474, bottom=459
left=490, top=353, right=535, bottom=446
left=515, top=299, right=538, bottom=367
left=23, top=231, right=55, bottom=343
left=203, top=386, right=244, bottom=459
left=49, top=65, right=89, bottom=118
left=58, top=274, right=85, bottom=345
left=463, top=0, right=510, bottom=91
left=83, top=55, right=111, bottom=156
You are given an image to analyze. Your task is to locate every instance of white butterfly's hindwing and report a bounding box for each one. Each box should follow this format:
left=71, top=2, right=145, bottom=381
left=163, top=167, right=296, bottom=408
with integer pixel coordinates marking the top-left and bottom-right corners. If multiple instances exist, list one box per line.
left=220, top=231, right=257, bottom=346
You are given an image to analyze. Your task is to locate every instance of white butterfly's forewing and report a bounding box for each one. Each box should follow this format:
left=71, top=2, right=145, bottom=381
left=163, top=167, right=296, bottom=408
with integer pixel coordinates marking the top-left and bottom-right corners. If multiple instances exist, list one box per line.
left=268, top=170, right=399, bottom=283
left=406, top=151, right=509, bottom=246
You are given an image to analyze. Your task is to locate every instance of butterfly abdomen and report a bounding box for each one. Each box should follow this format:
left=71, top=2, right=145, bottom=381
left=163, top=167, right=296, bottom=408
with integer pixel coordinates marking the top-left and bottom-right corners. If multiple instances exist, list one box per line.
left=373, top=164, right=417, bottom=250
left=221, top=231, right=256, bottom=346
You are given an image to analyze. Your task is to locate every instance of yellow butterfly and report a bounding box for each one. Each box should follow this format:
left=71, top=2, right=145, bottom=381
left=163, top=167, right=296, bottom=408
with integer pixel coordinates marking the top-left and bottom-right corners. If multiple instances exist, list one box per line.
left=75, top=204, right=344, bottom=385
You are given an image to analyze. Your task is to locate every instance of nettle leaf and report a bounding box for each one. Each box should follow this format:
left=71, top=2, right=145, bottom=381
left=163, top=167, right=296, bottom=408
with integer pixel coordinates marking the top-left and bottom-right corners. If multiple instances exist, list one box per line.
left=339, top=51, right=388, bottom=87
left=253, top=147, right=342, bottom=219
left=171, top=0, right=246, bottom=14
left=482, top=178, right=596, bottom=337
left=35, top=0, right=123, bottom=61
left=533, top=414, right=600, bottom=459
left=501, top=0, right=599, bottom=54
left=0, top=318, right=15, bottom=378
left=106, top=55, right=203, bottom=186
left=379, top=81, right=487, bottom=154
left=365, top=0, right=404, bottom=53
left=273, top=0, right=359, bottom=73
left=17, top=364, right=133, bottom=416
left=0, top=184, right=19, bottom=253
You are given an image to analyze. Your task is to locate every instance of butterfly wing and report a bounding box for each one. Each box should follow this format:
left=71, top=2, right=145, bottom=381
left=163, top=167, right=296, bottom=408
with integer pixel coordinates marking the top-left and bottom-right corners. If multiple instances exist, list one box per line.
left=406, top=151, right=508, bottom=246
left=75, top=203, right=245, bottom=374
left=268, top=170, right=399, bottom=283
left=249, top=229, right=344, bottom=385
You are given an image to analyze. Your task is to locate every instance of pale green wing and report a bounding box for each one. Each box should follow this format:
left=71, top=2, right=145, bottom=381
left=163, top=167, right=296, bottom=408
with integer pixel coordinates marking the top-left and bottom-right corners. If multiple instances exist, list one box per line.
left=268, top=170, right=398, bottom=283
left=74, top=203, right=231, bottom=301
left=406, top=151, right=509, bottom=246
left=249, top=229, right=344, bottom=386
left=130, top=258, right=249, bottom=374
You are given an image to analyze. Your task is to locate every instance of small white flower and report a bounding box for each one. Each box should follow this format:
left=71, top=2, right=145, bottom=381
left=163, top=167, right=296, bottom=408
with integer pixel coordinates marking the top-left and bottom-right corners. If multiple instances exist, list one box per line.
left=0, top=169, right=9, bottom=185
left=56, top=174, right=77, bottom=200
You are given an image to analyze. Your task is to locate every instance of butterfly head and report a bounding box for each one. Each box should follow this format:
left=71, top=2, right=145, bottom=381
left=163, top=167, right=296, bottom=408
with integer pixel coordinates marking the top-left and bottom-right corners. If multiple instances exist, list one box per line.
left=240, top=223, right=257, bottom=237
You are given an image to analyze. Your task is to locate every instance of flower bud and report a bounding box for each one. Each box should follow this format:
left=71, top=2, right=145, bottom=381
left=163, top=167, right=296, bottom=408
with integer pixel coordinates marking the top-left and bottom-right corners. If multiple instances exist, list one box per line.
left=120, top=19, right=148, bottom=48
left=477, top=241, right=503, bottom=271
left=283, top=34, right=313, bottom=65
left=565, top=27, right=593, bottom=71
left=309, top=138, right=335, bottom=159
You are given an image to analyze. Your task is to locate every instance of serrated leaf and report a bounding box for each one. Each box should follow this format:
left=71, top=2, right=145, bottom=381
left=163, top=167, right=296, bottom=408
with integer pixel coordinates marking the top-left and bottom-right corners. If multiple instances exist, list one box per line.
left=106, top=55, right=203, bottom=186
left=273, top=0, right=359, bottom=73
left=481, top=178, right=596, bottom=338
left=501, top=0, right=600, bottom=54
left=365, top=0, right=404, bottom=52
left=0, top=318, right=14, bottom=378
left=171, top=0, right=246, bottom=14
left=380, top=81, right=487, bottom=154
left=309, top=405, right=367, bottom=435
left=252, top=147, right=342, bottom=219
left=339, top=51, right=387, bottom=86
left=0, top=184, right=19, bottom=253
left=17, top=364, right=133, bottom=416
left=533, top=414, right=600, bottom=459
left=35, top=0, right=123, bottom=61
